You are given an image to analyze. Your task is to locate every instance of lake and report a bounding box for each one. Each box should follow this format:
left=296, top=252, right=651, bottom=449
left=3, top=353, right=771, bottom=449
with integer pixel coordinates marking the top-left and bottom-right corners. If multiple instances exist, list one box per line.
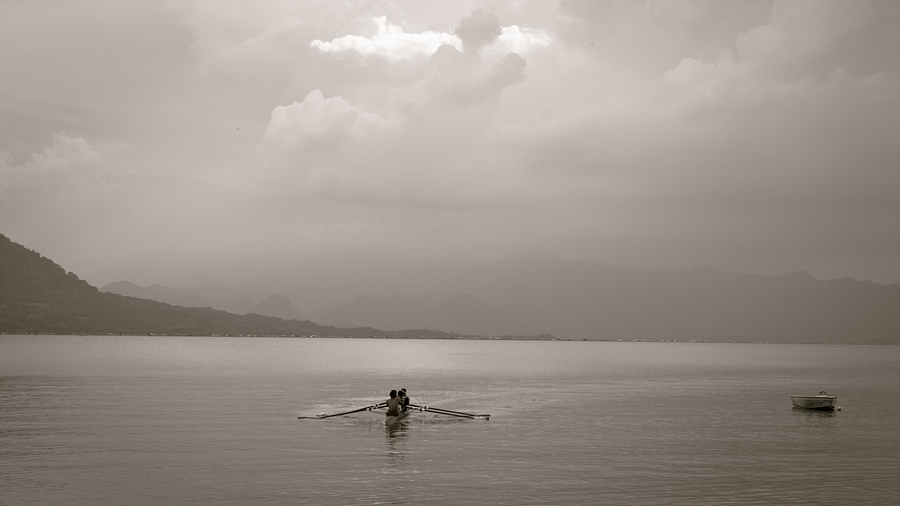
left=1, top=336, right=898, bottom=505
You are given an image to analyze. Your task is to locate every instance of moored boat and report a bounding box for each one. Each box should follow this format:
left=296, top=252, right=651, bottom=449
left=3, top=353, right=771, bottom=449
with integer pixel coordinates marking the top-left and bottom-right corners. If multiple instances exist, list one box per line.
left=791, top=391, right=837, bottom=410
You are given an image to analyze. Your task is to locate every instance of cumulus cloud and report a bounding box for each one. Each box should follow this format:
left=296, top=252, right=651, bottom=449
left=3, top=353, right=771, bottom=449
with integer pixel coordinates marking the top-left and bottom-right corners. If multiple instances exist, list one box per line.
left=183, top=2, right=419, bottom=116
left=311, top=16, right=459, bottom=61
left=260, top=89, right=407, bottom=200
left=264, top=10, right=542, bottom=204
left=382, top=11, right=535, bottom=114
left=260, top=88, right=462, bottom=202
left=391, top=45, right=527, bottom=113
left=263, top=89, right=395, bottom=152
left=310, top=14, right=551, bottom=61
left=492, top=25, right=553, bottom=58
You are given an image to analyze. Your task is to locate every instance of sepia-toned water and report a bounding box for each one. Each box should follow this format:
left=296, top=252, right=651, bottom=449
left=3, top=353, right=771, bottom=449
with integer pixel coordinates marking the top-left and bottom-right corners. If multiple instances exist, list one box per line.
left=1, top=336, right=898, bottom=505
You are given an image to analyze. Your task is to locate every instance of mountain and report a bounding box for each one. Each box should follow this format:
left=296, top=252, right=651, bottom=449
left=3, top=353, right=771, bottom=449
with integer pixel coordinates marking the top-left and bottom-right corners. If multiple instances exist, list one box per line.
left=100, top=280, right=253, bottom=314
left=427, top=293, right=521, bottom=336
left=0, top=234, right=481, bottom=339
left=312, top=294, right=424, bottom=330
left=236, top=250, right=899, bottom=344
left=251, top=294, right=302, bottom=320
left=4, top=233, right=897, bottom=343
left=101, top=281, right=209, bottom=308
left=101, top=280, right=150, bottom=299
left=101, top=281, right=300, bottom=319
left=310, top=292, right=520, bottom=336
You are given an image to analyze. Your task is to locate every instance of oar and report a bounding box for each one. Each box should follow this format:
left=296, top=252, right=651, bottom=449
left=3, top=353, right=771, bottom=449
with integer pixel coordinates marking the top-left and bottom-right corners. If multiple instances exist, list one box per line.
left=408, top=404, right=490, bottom=420
left=298, top=402, right=386, bottom=419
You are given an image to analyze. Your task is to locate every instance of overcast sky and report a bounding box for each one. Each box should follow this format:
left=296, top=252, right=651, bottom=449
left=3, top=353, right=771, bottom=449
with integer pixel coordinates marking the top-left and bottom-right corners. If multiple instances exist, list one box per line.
left=1, top=0, right=898, bottom=287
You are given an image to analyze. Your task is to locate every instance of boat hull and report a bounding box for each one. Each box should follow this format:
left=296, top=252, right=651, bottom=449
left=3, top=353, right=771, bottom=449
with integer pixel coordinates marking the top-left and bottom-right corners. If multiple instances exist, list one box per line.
left=791, top=393, right=837, bottom=410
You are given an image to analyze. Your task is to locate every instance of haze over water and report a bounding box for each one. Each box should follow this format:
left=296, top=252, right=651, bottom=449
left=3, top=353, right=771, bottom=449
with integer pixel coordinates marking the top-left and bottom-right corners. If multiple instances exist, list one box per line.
left=1, top=336, right=897, bottom=505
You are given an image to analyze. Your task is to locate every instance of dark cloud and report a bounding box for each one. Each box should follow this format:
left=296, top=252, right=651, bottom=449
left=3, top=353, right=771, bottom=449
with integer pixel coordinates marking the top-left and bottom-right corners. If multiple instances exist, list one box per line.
left=455, top=9, right=502, bottom=54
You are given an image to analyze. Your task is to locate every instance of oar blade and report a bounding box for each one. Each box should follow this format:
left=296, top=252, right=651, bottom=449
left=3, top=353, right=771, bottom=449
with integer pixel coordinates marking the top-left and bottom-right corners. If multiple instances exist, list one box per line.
left=409, top=404, right=490, bottom=420
left=298, top=402, right=386, bottom=419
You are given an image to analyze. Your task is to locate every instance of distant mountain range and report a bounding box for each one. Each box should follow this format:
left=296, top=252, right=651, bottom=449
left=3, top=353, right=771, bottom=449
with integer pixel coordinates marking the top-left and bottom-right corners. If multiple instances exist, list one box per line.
left=3, top=234, right=898, bottom=343
left=310, top=292, right=521, bottom=336
left=0, top=234, right=507, bottom=339
left=135, top=248, right=894, bottom=344
left=100, top=281, right=302, bottom=320
left=100, top=279, right=519, bottom=336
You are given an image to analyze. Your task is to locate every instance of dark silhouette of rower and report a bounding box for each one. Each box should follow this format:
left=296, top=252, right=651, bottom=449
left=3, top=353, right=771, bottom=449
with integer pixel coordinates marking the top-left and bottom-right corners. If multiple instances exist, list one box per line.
left=399, top=388, right=410, bottom=411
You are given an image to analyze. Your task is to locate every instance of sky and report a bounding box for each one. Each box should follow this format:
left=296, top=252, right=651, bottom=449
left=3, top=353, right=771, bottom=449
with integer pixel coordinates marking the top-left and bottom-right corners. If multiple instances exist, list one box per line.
left=1, top=0, right=898, bottom=287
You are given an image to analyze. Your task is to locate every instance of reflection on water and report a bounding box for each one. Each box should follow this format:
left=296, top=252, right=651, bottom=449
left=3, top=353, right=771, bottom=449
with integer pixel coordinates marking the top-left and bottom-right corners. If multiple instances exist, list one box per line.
left=386, top=420, right=409, bottom=438
left=385, top=421, right=409, bottom=470
left=791, top=407, right=838, bottom=417
left=790, top=406, right=839, bottom=436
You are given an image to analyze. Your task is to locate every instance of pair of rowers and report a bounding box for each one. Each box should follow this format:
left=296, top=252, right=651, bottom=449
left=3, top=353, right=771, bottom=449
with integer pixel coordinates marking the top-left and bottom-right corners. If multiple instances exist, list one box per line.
left=386, top=388, right=409, bottom=416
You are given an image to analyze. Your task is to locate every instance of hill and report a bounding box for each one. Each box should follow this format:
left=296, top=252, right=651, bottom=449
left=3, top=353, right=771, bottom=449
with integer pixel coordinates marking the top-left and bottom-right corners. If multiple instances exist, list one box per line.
left=0, top=234, right=496, bottom=339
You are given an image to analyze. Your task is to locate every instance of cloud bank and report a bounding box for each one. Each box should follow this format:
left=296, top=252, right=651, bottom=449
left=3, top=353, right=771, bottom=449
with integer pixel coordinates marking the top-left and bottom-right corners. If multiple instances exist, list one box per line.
left=1, top=1, right=897, bottom=287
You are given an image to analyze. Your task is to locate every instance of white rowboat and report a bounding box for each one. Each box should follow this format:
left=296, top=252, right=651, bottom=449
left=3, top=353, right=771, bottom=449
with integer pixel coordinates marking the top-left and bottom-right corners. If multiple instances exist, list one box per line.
left=791, top=391, right=837, bottom=410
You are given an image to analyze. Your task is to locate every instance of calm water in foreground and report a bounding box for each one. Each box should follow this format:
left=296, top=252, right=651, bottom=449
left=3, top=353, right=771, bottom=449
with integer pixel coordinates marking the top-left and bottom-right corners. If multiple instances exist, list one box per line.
left=1, top=336, right=898, bottom=505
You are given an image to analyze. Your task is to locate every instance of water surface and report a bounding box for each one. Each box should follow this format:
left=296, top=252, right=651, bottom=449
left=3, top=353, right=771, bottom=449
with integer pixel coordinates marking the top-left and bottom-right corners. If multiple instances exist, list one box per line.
left=1, top=336, right=897, bottom=505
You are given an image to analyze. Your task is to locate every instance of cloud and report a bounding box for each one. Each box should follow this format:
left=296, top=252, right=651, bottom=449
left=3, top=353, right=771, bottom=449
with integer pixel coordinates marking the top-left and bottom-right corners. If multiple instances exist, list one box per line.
left=263, top=10, right=542, bottom=204
left=519, top=1, right=896, bottom=171
left=311, top=16, right=459, bottom=61
left=0, top=134, right=112, bottom=200
left=391, top=45, right=527, bottom=113
left=492, top=25, right=554, bottom=58
left=479, top=0, right=898, bottom=282
left=2, top=1, right=896, bottom=284
left=310, top=14, right=551, bottom=61
left=183, top=2, right=420, bottom=117
left=557, top=0, right=772, bottom=79
left=734, top=0, right=874, bottom=77
left=0, top=134, right=126, bottom=266
left=455, top=9, right=502, bottom=54
left=260, top=89, right=406, bottom=201
left=263, top=89, right=395, bottom=152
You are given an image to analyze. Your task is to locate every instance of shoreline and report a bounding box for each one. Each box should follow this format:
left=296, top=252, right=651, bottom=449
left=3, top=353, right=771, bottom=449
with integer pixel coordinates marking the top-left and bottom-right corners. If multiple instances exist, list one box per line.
left=2, top=333, right=896, bottom=345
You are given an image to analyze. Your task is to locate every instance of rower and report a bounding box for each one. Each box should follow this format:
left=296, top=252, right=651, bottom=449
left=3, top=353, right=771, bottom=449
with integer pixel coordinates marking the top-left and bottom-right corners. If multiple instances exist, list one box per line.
left=386, top=390, right=402, bottom=416
left=399, top=388, right=410, bottom=411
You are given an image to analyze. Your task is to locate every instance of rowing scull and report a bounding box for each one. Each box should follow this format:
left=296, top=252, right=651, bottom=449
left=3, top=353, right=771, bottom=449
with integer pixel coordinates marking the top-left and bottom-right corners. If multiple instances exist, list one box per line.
left=299, top=402, right=489, bottom=421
